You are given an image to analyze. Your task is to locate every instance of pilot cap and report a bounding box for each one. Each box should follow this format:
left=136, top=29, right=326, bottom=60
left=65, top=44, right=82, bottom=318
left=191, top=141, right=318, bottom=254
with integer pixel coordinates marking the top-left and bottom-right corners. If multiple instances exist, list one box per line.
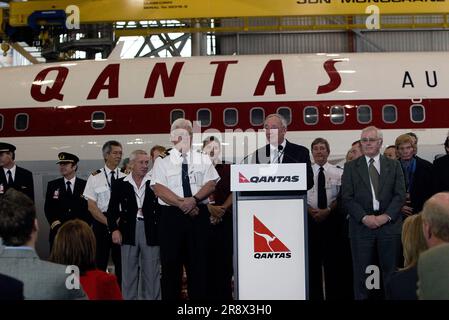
left=56, top=152, right=79, bottom=164
left=0, top=142, right=16, bottom=153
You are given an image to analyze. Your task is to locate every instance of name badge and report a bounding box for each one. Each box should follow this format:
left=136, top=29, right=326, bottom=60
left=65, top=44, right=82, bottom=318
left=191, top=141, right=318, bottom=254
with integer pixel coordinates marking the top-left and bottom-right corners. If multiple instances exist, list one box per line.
left=0, top=184, right=4, bottom=194
left=53, top=189, right=60, bottom=199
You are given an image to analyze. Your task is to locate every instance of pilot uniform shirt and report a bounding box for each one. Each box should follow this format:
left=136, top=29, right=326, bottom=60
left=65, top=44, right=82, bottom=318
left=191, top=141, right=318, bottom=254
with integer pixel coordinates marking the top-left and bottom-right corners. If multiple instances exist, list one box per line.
left=83, top=166, right=126, bottom=213
left=150, top=148, right=220, bottom=206
left=307, top=162, right=342, bottom=209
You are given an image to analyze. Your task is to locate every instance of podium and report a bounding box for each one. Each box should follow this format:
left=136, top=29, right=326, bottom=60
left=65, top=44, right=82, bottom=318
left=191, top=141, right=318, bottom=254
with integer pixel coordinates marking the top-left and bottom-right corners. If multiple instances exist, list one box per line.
left=231, top=163, right=309, bottom=300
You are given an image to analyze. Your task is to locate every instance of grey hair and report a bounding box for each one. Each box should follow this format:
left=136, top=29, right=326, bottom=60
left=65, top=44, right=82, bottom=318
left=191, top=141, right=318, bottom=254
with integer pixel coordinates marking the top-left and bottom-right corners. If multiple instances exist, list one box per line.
left=264, top=113, right=288, bottom=128
left=102, top=140, right=122, bottom=161
left=422, top=192, right=449, bottom=242
left=129, top=150, right=148, bottom=162
left=171, top=118, right=193, bottom=134
left=361, top=126, right=383, bottom=140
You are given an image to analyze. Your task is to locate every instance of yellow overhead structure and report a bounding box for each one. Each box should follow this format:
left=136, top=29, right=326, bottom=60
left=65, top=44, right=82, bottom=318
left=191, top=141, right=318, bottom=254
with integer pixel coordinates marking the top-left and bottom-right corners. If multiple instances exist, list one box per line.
left=7, top=0, right=449, bottom=27
left=0, top=8, right=4, bottom=35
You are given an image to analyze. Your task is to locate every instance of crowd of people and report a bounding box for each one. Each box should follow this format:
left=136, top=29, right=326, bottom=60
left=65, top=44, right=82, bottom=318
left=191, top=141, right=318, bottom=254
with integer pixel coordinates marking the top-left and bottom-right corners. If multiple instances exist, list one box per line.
left=1, top=114, right=449, bottom=300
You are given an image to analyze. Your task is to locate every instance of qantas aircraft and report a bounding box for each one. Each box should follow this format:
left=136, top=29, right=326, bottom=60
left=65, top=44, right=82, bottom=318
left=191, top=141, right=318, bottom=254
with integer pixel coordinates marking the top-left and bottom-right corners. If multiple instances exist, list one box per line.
left=0, top=52, right=448, bottom=256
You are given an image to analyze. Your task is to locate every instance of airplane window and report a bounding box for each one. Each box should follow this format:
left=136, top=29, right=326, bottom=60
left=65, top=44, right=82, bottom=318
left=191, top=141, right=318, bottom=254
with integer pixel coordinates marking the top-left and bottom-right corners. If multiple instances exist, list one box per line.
left=250, top=107, right=265, bottom=126
left=197, top=109, right=211, bottom=127
left=170, top=109, right=185, bottom=124
left=15, top=113, right=29, bottom=131
left=410, top=104, right=425, bottom=123
left=304, top=106, right=318, bottom=125
left=91, top=111, right=106, bottom=129
left=357, top=105, right=372, bottom=124
left=330, top=106, right=345, bottom=124
left=0, top=114, right=3, bottom=131
left=224, top=108, right=238, bottom=126
left=277, top=107, right=292, bottom=125
left=383, top=105, right=397, bottom=123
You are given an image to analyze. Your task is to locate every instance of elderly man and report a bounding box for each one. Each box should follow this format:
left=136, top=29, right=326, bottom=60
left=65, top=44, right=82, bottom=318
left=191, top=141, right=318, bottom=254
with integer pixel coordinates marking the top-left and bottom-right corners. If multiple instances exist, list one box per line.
left=342, top=126, right=406, bottom=300
left=250, top=113, right=313, bottom=192
left=108, top=150, right=161, bottom=300
left=418, top=192, right=449, bottom=299
left=151, top=118, right=220, bottom=300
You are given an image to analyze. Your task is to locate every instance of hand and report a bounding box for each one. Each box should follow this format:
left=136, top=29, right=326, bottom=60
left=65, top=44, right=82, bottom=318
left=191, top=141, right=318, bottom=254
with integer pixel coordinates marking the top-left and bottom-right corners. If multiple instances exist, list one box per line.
left=179, top=197, right=196, bottom=214
left=314, top=208, right=331, bottom=223
left=188, top=206, right=200, bottom=217
left=362, top=215, right=379, bottom=229
left=210, top=215, right=222, bottom=225
left=401, top=205, right=414, bottom=217
left=374, top=214, right=390, bottom=227
left=112, top=230, right=122, bottom=245
left=207, top=204, right=225, bottom=219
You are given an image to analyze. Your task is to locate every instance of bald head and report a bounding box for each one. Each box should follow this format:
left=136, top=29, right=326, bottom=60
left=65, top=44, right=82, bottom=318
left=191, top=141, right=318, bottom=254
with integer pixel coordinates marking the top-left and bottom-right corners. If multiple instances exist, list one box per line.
left=422, top=192, right=449, bottom=247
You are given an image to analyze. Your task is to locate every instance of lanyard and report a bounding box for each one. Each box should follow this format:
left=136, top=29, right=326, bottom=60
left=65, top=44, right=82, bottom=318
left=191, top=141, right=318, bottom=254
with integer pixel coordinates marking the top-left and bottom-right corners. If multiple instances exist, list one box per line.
left=103, top=168, right=117, bottom=190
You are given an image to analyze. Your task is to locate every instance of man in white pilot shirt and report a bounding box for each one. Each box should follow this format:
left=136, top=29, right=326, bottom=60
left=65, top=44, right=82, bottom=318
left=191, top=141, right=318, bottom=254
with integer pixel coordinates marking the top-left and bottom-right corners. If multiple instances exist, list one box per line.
left=307, top=137, right=343, bottom=301
left=151, top=118, right=220, bottom=300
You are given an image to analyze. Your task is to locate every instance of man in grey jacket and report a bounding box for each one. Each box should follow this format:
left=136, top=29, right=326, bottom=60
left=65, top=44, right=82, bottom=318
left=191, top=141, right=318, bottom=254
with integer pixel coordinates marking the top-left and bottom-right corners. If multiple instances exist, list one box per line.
left=0, top=189, right=87, bottom=300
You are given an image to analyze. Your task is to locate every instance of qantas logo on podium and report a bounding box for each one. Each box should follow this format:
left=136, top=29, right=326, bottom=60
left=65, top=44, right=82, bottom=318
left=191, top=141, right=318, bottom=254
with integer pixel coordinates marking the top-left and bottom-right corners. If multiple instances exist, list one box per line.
left=253, top=215, right=291, bottom=259
left=238, top=172, right=299, bottom=184
left=239, top=172, right=250, bottom=183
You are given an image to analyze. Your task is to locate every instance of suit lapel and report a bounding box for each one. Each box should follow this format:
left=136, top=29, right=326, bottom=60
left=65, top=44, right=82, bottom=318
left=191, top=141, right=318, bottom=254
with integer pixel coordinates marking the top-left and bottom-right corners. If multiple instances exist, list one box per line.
left=281, top=140, right=290, bottom=164
left=356, top=157, right=372, bottom=191
left=124, top=180, right=138, bottom=208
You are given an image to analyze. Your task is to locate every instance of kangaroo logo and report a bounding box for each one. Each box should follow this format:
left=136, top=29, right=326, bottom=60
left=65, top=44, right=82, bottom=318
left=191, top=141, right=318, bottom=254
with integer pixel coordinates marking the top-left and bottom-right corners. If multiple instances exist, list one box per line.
left=253, top=215, right=290, bottom=252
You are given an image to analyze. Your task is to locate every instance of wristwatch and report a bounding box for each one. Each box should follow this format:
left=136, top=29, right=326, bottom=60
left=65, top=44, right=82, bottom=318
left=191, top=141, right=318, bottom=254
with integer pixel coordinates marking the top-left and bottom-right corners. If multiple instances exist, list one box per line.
left=193, top=195, right=200, bottom=203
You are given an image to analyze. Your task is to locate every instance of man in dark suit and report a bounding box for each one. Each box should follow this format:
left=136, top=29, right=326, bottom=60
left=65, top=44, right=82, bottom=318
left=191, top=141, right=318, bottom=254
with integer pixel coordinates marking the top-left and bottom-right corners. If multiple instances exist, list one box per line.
left=250, top=113, right=314, bottom=192
left=0, top=273, right=24, bottom=300
left=107, top=150, right=161, bottom=300
left=433, top=152, right=449, bottom=193
left=44, top=152, right=90, bottom=249
left=0, top=142, right=34, bottom=201
left=342, top=126, right=406, bottom=300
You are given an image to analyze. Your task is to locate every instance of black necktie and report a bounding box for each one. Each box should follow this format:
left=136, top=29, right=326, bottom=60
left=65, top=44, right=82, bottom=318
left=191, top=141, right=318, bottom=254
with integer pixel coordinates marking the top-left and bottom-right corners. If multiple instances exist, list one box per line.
left=181, top=154, right=192, bottom=197
left=66, top=181, right=72, bottom=196
left=318, top=166, right=327, bottom=209
left=110, top=171, right=116, bottom=184
left=6, top=170, right=13, bottom=186
left=369, top=158, right=380, bottom=200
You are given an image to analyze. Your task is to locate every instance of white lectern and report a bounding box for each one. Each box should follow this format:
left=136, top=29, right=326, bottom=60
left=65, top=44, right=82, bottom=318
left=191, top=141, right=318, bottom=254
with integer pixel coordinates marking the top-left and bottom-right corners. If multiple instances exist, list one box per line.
left=231, top=163, right=309, bottom=300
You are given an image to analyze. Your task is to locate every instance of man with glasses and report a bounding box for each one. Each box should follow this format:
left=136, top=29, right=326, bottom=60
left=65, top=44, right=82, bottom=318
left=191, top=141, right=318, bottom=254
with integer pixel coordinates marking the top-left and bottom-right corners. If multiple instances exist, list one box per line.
left=250, top=113, right=313, bottom=192
left=342, top=126, right=406, bottom=300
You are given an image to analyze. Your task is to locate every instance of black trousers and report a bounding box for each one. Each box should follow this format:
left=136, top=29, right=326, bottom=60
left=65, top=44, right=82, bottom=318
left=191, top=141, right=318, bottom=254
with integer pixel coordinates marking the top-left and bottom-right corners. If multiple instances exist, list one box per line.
left=307, top=210, right=354, bottom=301
left=207, top=212, right=233, bottom=300
left=159, top=205, right=210, bottom=300
left=92, top=220, right=122, bottom=288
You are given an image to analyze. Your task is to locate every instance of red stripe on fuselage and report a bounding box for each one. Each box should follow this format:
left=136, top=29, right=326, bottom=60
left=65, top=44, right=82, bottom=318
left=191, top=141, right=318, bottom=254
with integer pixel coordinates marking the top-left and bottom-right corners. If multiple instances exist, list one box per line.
left=0, top=99, right=446, bottom=137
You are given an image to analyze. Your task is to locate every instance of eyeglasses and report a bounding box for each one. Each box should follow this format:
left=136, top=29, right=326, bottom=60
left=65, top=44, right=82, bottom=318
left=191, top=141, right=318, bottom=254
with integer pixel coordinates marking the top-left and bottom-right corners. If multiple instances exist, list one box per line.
left=360, top=137, right=380, bottom=143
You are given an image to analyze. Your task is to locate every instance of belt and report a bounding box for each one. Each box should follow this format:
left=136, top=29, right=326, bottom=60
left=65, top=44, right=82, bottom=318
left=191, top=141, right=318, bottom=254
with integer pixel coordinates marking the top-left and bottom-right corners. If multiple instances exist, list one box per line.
left=137, top=217, right=144, bottom=221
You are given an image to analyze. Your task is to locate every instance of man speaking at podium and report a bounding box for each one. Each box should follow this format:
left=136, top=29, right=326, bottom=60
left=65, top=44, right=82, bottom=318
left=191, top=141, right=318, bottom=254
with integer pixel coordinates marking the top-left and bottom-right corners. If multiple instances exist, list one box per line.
left=250, top=114, right=314, bottom=193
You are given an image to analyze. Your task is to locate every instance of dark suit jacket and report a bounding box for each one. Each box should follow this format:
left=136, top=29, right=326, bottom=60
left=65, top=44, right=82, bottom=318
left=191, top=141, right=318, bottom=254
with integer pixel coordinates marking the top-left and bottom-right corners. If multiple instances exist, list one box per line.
left=44, top=177, right=91, bottom=226
left=406, top=156, right=434, bottom=213
left=433, top=154, right=449, bottom=193
left=385, top=266, right=418, bottom=300
left=341, top=154, right=406, bottom=238
left=107, top=177, right=160, bottom=246
left=251, top=140, right=314, bottom=191
left=0, top=166, right=34, bottom=201
left=0, top=273, right=24, bottom=300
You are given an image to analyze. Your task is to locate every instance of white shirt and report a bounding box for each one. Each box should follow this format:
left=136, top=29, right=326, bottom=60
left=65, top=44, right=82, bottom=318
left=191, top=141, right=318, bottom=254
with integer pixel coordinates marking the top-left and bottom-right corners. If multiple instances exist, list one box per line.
left=150, top=147, right=220, bottom=206
left=269, top=140, right=287, bottom=164
left=124, top=174, right=150, bottom=219
left=307, top=162, right=342, bottom=209
left=3, top=165, right=16, bottom=181
left=83, top=165, right=126, bottom=212
left=64, top=176, right=76, bottom=193
left=365, top=154, right=381, bottom=211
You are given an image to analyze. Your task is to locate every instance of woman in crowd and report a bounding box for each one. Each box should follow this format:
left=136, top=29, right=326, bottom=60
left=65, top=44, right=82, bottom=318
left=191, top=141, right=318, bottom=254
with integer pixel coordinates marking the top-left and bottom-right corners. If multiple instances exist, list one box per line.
left=202, top=136, right=233, bottom=300
left=385, top=214, right=428, bottom=300
left=50, top=219, right=123, bottom=300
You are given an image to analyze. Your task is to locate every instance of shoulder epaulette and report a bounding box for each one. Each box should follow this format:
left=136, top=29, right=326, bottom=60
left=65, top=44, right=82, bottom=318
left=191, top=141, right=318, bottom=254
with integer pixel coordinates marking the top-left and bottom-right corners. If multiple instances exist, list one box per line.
left=160, top=148, right=172, bottom=158
left=91, top=169, right=102, bottom=176
left=336, top=165, right=344, bottom=170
